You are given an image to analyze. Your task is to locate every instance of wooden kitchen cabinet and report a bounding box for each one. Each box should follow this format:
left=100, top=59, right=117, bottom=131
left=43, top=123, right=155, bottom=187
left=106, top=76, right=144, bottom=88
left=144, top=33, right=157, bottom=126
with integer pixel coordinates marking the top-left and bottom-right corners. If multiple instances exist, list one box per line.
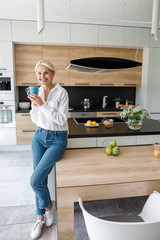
left=16, top=113, right=36, bottom=144
left=118, top=67, right=142, bottom=87
left=94, top=73, right=119, bottom=86
left=15, top=44, right=143, bottom=87
left=96, top=111, right=122, bottom=118
left=118, top=48, right=143, bottom=87
left=69, top=46, right=95, bottom=86
left=15, top=44, right=42, bottom=86
left=43, top=45, right=70, bottom=86
left=95, top=47, right=119, bottom=86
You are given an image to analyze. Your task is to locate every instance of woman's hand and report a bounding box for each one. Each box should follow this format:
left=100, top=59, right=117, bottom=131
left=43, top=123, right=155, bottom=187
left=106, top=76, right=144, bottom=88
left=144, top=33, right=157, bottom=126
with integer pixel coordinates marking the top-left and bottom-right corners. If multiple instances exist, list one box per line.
left=27, top=94, right=44, bottom=107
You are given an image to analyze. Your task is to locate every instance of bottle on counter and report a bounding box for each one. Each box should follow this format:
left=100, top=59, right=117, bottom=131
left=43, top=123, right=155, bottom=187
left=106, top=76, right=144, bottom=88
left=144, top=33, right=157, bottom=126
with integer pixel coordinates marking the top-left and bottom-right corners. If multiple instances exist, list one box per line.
left=125, top=99, right=128, bottom=106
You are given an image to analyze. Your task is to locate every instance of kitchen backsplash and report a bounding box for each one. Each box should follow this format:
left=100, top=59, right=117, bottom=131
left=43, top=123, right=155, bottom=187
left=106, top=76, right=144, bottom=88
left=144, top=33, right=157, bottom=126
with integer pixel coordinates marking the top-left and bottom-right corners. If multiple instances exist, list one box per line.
left=64, top=86, right=135, bottom=109
left=18, top=86, right=135, bottom=109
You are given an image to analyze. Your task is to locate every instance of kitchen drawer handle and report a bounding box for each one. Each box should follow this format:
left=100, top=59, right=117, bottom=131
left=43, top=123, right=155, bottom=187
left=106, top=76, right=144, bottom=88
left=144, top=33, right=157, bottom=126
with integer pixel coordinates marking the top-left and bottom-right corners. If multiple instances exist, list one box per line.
left=101, top=113, right=119, bottom=115
left=22, top=130, right=35, bottom=132
left=22, top=83, right=39, bottom=86
left=123, top=84, right=137, bottom=86
left=0, top=68, right=7, bottom=71
left=58, top=83, right=64, bottom=85
left=75, top=83, right=90, bottom=86
left=21, top=114, right=30, bottom=116
left=100, top=83, right=114, bottom=86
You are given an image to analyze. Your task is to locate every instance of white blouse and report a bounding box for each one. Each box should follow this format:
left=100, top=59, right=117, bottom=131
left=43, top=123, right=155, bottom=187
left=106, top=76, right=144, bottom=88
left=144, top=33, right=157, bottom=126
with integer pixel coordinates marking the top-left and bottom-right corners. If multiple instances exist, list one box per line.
left=30, top=83, right=69, bottom=131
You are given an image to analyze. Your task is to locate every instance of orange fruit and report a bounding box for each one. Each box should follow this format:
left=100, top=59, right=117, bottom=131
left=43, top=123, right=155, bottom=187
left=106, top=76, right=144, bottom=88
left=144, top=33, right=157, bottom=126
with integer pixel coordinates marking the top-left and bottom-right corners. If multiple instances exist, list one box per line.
left=92, top=121, right=97, bottom=126
left=154, top=151, right=160, bottom=157
left=86, top=120, right=93, bottom=126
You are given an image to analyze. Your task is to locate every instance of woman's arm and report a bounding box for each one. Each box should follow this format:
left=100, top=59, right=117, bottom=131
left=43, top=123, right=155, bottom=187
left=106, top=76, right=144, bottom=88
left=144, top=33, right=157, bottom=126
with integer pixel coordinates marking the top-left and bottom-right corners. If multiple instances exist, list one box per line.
left=28, top=94, right=43, bottom=123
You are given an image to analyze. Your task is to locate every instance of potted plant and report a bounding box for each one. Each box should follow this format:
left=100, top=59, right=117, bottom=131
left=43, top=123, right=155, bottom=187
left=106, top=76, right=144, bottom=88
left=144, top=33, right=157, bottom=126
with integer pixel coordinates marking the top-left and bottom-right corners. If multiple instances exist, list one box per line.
left=120, top=105, right=150, bottom=130
left=113, top=97, right=122, bottom=109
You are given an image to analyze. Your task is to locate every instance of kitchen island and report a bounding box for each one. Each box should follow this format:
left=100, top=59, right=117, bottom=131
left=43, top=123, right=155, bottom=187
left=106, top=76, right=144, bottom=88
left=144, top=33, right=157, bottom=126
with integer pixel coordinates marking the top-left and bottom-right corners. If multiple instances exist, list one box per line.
left=67, top=118, right=160, bottom=148
left=56, top=145, right=160, bottom=240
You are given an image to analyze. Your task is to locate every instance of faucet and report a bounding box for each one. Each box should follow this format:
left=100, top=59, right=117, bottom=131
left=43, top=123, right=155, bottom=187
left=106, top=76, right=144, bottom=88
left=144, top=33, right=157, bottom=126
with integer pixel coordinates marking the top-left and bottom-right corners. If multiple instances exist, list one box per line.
left=102, top=96, right=108, bottom=109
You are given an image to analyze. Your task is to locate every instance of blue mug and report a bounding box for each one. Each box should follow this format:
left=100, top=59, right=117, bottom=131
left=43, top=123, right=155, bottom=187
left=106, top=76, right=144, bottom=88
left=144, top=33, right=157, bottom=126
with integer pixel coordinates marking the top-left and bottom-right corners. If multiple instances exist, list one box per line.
left=25, top=86, right=39, bottom=95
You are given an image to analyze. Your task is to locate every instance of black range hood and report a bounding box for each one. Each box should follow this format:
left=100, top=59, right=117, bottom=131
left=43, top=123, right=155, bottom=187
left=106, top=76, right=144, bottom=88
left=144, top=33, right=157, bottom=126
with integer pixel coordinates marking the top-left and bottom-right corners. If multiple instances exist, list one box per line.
left=66, top=57, right=142, bottom=73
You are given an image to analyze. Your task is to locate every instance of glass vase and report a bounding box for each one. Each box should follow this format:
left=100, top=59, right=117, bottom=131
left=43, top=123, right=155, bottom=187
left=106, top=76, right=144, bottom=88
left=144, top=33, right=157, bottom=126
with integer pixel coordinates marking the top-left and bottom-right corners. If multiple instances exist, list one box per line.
left=127, top=119, right=143, bottom=130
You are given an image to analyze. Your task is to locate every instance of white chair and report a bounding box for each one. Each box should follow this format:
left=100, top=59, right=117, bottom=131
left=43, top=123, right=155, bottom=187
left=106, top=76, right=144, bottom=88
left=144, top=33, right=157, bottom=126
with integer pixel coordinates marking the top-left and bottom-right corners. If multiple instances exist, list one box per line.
left=79, top=191, right=160, bottom=240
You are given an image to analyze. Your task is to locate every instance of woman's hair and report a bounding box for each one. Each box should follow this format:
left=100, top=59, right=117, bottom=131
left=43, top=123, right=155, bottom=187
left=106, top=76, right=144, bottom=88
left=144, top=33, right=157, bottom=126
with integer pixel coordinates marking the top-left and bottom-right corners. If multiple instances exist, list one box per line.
left=35, top=59, right=55, bottom=72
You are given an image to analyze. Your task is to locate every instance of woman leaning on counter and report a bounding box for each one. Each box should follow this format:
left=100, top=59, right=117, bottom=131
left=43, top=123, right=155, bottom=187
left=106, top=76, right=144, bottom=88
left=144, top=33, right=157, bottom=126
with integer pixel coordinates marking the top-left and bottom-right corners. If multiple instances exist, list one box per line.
left=27, top=59, right=68, bottom=240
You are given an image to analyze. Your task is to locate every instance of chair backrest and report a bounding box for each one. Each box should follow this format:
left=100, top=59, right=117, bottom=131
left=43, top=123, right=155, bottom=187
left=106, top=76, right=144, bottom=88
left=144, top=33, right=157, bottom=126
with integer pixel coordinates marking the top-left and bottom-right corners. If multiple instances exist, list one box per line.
left=79, top=196, right=160, bottom=240
left=139, top=191, right=160, bottom=222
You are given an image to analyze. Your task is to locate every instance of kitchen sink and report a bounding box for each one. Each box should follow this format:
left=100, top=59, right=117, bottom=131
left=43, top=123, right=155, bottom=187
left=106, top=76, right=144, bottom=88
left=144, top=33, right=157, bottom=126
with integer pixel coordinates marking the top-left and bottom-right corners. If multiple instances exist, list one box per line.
left=73, top=117, right=125, bottom=124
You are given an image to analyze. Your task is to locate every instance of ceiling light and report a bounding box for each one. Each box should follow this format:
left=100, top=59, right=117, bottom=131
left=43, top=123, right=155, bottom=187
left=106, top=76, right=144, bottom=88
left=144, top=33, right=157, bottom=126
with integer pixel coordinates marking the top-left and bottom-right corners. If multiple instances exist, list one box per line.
left=37, top=0, right=45, bottom=34
left=151, top=0, right=160, bottom=41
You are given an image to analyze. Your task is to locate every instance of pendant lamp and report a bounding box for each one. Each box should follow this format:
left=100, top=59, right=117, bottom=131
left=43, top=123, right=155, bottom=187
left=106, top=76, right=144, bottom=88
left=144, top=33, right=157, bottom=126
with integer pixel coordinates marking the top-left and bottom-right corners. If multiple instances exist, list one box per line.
left=37, top=0, right=45, bottom=34
left=151, top=0, right=160, bottom=40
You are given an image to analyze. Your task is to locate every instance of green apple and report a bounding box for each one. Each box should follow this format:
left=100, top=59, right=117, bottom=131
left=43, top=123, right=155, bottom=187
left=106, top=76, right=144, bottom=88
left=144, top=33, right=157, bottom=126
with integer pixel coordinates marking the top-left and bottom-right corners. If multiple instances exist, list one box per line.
left=105, top=148, right=112, bottom=155
left=106, top=145, right=113, bottom=150
left=110, top=140, right=117, bottom=148
left=112, top=146, right=120, bottom=155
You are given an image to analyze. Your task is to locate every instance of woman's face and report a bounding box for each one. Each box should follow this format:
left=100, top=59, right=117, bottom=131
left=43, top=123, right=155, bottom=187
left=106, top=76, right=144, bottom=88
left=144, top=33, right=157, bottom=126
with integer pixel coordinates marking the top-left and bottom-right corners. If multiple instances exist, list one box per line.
left=36, top=65, right=55, bottom=87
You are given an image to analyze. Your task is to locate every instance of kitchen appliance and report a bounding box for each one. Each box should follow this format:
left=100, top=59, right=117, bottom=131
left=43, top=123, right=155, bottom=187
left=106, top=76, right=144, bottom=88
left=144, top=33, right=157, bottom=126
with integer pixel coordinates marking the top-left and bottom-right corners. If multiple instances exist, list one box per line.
left=0, top=71, right=14, bottom=92
left=81, top=98, right=92, bottom=110
left=66, top=57, right=142, bottom=73
left=0, top=100, right=15, bottom=127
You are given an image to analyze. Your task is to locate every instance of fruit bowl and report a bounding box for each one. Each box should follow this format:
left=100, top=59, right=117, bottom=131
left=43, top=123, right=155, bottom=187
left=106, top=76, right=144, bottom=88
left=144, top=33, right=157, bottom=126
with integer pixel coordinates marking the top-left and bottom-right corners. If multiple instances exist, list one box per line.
left=102, top=118, right=114, bottom=128
left=102, top=139, right=123, bottom=156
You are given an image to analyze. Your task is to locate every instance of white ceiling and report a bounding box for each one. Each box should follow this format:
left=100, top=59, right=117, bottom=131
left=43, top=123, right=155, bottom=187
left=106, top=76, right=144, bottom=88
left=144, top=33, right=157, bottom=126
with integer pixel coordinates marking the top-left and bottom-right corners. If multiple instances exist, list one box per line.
left=0, top=0, right=158, bottom=28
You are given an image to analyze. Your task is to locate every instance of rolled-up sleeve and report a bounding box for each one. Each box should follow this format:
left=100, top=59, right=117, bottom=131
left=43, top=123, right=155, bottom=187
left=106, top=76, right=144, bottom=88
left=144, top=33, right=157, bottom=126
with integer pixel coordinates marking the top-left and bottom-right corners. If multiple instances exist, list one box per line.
left=30, top=104, right=39, bottom=123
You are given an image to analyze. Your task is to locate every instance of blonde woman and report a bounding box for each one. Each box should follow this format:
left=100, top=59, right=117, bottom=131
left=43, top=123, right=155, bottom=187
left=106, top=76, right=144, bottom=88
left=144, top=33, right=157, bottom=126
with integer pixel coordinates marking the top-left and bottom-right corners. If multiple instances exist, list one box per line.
left=28, top=59, right=68, bottom=239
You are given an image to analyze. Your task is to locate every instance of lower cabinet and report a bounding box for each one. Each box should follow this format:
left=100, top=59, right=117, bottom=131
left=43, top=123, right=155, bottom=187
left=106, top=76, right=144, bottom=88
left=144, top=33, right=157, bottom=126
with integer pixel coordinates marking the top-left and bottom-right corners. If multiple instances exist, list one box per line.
left=96, top=136, right=137, bottom=147
left=67, top=135, right=160, bottom=149
left=97, top=111, right=121, bottom=118
left=0, top=128, right=16, bottom=145
left=16, top=113, right=36, bottom=144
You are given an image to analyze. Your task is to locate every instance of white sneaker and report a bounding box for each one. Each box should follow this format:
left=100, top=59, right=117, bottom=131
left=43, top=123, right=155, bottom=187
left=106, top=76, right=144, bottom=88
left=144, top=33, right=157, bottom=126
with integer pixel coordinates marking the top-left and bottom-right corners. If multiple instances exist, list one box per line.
left=45, top=205, right=55, bottom=227
left=31, top=220, right=45, bottom=239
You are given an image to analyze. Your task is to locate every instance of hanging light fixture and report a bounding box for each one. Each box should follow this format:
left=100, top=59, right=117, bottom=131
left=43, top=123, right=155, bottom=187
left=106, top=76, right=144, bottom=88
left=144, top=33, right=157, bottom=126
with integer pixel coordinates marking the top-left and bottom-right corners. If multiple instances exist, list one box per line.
left=37, top=0, right=45, bottom=34
left=151, top=0, right=160, bottom=41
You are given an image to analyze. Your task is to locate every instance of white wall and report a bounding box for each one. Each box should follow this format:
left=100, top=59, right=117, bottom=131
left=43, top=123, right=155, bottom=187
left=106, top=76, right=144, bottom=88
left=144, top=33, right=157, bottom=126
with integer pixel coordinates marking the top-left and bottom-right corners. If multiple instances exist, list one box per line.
left=136, top=48, right=160, bottom=113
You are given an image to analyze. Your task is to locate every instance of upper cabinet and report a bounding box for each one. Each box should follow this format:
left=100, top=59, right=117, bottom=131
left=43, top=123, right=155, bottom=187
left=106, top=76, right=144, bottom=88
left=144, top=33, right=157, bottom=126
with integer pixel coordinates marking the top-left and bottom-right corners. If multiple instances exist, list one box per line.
left=99, top=26, right=125, bottom=46
left=71, top=23, right=98, bottom=45
left=0, top=42, right=13, bottom=71
left=43, top=45, right=70, bottom=86
left=15, top=44, right=143, bottom=87
left=69, top=46, right=95, bottom=86
left=125, top=27, right=150, bottom=47
left=12, top=21, right=42, bottom=43
left=95, top=47, right=119, bottom=86
left=118, top=48, right=143, bottom=87
left=0, top=20, right=12, bottom=41
left=42, top=22, right=70, bottom=44
left=15, top=44, right=42, bottom=86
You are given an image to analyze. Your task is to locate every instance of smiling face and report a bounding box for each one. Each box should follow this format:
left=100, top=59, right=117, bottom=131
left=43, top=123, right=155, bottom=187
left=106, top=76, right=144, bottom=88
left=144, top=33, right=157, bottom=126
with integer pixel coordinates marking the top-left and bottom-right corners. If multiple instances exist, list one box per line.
left=36, top=64, right=55, bottom=87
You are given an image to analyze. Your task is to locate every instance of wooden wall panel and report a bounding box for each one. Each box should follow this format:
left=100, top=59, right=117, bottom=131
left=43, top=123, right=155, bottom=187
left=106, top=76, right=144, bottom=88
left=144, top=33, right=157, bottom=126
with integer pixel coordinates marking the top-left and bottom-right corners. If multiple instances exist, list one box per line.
left=43, top=45, right=70, bottom=86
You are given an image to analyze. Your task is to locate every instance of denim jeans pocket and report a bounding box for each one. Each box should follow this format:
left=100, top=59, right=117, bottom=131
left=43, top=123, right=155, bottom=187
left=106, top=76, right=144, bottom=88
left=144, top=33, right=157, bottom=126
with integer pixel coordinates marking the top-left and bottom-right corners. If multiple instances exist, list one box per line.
left=57, top=131, right=68, bottom=142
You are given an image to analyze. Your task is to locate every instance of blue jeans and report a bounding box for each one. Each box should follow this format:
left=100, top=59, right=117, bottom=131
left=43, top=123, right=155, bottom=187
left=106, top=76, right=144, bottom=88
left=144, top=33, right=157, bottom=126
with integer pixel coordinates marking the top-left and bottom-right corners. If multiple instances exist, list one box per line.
left=30, top=127, right=68, bottom=216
